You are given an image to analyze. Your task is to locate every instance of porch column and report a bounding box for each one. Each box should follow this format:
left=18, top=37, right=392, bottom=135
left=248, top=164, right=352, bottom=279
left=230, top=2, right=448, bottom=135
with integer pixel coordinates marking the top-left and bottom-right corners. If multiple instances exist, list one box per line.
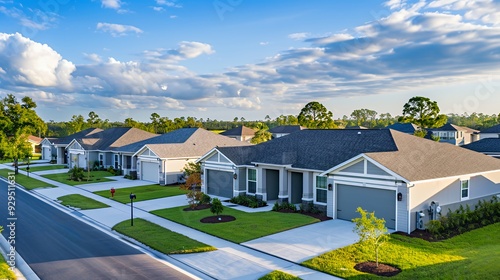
left=302, top=172, right=314, bottom=202
left=256, top=166, right=266, bottom=201
left=278, top=167, right=289, bottom=202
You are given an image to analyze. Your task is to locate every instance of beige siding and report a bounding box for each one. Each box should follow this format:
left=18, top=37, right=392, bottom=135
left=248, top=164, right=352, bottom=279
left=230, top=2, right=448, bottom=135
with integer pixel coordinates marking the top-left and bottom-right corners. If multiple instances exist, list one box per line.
left=165, top=158, right=196, bottom=185
left=396, top=184, right=409, bottom=233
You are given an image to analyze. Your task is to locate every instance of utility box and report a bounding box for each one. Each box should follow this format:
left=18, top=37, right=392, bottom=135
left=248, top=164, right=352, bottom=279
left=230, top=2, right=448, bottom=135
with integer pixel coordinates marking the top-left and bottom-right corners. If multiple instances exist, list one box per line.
left=428, top=201, right=441, bottom=221
left=416, top=211, right=425, bottom=230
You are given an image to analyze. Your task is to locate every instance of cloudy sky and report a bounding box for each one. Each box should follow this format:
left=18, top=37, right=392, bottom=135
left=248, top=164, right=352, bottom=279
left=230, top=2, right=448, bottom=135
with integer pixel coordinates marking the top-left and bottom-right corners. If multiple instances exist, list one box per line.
left=0, top=0, right=499, bottom=122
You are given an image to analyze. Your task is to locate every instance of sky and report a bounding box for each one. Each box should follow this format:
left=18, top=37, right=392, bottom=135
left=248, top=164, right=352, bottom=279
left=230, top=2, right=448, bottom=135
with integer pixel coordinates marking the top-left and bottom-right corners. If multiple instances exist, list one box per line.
left=0, top=0, right=500, bottom=122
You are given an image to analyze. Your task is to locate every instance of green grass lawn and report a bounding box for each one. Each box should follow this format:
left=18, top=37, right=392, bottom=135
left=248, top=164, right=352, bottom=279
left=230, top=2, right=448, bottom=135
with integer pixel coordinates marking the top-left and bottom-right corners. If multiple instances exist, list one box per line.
left=113, top=218, right=216, bottom=254
left=21, top=164, right=67, bottom=172
left=42, top=171, right=115, bottom=186
left=93, top=184, right=188, bottom=203
left=259, top=271, right=301, bottom=280
left=0, top=169, right=55, bottom=190
left=151, top=206, right=319, bottom=243
left=303, top=222, right=500, bottom=279
left=57, top=194, right=109, bottom=210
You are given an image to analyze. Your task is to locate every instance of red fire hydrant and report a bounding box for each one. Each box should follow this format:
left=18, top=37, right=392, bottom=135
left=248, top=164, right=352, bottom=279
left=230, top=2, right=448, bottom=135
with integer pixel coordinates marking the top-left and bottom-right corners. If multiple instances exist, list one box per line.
left=110, top=187, right=116, bottom=198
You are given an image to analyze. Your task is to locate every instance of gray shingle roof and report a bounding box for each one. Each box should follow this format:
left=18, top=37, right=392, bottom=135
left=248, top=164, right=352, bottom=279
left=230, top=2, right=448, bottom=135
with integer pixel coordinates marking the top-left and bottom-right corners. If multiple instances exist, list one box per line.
left=462, top=138, right=500, bottom=153
left=51, top=128, right=103, bottom=145
left=117, top=128, right=250, bottom=156
left=216, top=129, right=500, bottom=182
left=480, top=124, right=500, bottom=134
left=74, top=127, right=157, bottom=151
left=268, top=125, right=306, bottom=134
left=220, top=126, right=255, bottom=137
left=386, top=123, right=419, bottom=134
left=431, top=123, right=478, bottom=133
left=218, top=129, right=398, bottom=170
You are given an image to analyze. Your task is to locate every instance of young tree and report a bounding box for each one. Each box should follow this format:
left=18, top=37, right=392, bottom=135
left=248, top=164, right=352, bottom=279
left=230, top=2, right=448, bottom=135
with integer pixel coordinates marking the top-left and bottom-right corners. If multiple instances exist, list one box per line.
left=250, top=122, right=272, bottom=144
left=398, top=96, right=447, bottom=137
left=210, top=198, right=224, bottom=217
left=0, top=94, right=47, bottom=173
left=298, top=101, right=336, bottom=129
left=352, top=207, right=389, bottom=267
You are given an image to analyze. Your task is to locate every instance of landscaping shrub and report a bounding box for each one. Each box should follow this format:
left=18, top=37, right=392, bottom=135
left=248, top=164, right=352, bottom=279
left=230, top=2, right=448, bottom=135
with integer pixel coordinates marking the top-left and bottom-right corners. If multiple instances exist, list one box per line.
left=210, top=198, right=223, bottom=216
left=229, top=195, right=267, bottom=208
left=425, top=196, right=500, bottom=238
left=200, top=193, right=211, bottom=205
left=68, top=166, right=84, bottom=181
left=272, top=201, right=297, bottom=212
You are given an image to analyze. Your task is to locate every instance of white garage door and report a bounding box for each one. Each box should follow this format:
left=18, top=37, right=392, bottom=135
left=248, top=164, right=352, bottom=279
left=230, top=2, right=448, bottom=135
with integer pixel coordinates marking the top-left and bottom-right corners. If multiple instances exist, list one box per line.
left=78, top=154, right=87, bottom=169
left=141, top=161, right=159, bottom=183
left=337, top=184, right=396, bottom=229
left=42, top=147, right=51, bottom=160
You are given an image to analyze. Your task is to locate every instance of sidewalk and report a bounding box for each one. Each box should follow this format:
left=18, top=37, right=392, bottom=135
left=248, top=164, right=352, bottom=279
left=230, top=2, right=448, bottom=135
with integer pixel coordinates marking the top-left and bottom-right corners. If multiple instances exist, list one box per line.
left=3, top=165, right=343, bottom=280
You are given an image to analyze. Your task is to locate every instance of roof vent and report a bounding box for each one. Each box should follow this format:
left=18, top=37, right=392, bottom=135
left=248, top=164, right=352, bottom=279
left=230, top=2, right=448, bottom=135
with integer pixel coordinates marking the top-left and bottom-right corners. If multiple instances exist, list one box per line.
left=357, top=131, right=361, bottom=135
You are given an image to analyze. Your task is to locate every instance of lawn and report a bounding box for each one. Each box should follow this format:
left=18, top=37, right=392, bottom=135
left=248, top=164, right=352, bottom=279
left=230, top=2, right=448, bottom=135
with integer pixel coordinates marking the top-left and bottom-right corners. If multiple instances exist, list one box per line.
left=302, top=222, right=500, bottom=279
left=21, top=164, right=67, bottom=172
left=113, top=218, right=216, bottom=254
left=0, top=169, right=55, bottom=190
left=57, top=194, right=109, bottom=210
left=42, top=171, right=115, bottom=186
left=93, top=184, right=188, bottom=203
left=0, top=259, right=15, bottom=280
left=151, top=206, right=319, bottom=243
left=259, top=271, right=301, bottom=280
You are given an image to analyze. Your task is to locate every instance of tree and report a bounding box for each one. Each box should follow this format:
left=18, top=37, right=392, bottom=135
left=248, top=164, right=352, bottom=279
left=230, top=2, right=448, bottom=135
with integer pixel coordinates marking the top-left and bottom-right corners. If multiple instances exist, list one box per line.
left=350, top=109, right=378, bottom=128
left=250, top=122, right=272, bottom=144
left=67, top=114, right=86, bottom=134
left=87, top=111, right=102, bottom=128
left=398, top=96, right=447, bottom=137
left=297, top=101, right=336, bottom=128
left=0, top=94, right=47, bottom=173
left=352, top=207, right=389, bottom=267
left=210, top=198, right=224, bottom=217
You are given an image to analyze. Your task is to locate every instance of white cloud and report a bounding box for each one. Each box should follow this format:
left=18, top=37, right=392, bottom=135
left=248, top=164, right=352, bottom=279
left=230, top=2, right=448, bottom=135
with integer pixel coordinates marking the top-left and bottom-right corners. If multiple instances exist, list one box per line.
left=156, top=0, right=182, bottom=8
left=288, top=32, right=310, bottom=40
left=83, top=53, right=102, bottom=63
left=101, top=0, right=122, bottom=9
left=0, top=33, right=75, bottom=89
left=260, top=42, right=269, bottom=46
left=96, top=22, right=143, bottom=37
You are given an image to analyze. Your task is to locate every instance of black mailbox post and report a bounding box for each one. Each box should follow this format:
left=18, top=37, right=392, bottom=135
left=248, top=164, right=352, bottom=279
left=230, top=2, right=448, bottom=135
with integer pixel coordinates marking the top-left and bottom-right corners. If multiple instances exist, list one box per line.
left=130, top=193, right=136, bottom=226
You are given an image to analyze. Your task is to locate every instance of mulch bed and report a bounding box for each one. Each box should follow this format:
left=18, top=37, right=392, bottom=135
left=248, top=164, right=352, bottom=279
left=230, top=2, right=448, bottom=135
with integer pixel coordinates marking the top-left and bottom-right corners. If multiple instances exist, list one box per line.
left=393, top=229, right=449, bottom=242
left=200, top=215, right=236, bottom=223
left=183, top=204, right=211, bottom=211
left=354, top=261, right=401, bottom=277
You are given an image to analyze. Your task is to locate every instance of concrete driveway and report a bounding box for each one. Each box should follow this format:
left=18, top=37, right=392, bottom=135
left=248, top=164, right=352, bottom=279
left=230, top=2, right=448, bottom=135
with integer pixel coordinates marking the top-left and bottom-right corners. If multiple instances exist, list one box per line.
left=242, top=219, right=359, bottom=263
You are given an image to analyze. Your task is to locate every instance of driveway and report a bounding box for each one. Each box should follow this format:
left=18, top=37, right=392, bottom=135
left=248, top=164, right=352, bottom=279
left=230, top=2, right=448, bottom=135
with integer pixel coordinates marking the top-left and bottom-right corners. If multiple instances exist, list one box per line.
left=242, top=219, right=359, bottom=263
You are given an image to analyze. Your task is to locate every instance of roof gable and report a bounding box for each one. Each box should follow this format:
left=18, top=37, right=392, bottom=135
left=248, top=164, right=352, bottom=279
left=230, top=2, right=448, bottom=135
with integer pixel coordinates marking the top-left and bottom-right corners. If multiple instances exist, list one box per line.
left=220, top=126, right=255, bottom=137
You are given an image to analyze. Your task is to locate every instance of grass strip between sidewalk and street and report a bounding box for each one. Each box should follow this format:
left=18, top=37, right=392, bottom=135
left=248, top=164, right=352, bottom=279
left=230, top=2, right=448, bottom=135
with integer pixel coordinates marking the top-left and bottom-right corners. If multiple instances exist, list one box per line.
left=151, top=206, right=319, bottom=243
left=302, top=222, right=500, bottom=279
left=0, top=169, right=55, bottom=190
left=57, top=194, right=110, bottom=210
left=42, top=171, right=115, bottom=186
left=113, top=218, right=216, bottom=254
left=94, top=184, right=188, bottom=203
left=21, top=164, right=67, bottom=172
left=259, top=270, right=301, bottom=280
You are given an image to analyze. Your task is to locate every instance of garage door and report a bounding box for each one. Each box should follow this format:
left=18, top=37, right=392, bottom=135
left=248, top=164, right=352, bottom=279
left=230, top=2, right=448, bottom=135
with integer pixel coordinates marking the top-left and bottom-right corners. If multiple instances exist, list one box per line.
left=42, top=147, right=51, bottom=161
left=207, top=169, right=233, bottom=198
left=336, top=184, right=396, bottom=229
left=141, top=161, right=159, bottom=183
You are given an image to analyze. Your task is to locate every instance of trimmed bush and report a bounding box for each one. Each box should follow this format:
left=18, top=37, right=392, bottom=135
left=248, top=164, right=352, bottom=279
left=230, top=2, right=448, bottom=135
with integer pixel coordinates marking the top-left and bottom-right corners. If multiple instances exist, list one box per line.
left=229, top=195, right=267, bottom=208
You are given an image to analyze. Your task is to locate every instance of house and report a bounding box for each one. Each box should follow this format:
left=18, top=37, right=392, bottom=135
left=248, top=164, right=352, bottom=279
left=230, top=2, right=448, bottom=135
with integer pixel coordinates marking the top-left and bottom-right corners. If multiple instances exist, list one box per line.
left=462, top=138, right=500, bottom=158
left=118, top=128, right=250, bottom=184
left=429, top=123, right=479, bottom=146
left=478, top=124, right=500, bottom=139
left=386, top=123, right=420, bottom=134
left=220, top=126, right=255, bottom=142
left=41, top=128, right=103, bottom=164
left=66, top=127, right=158, bottom=170
left=268, top=125, right=306, bottom=138
left=198, top=129, right=500, bottom=234
left=27, top=135, right=42, bottom=154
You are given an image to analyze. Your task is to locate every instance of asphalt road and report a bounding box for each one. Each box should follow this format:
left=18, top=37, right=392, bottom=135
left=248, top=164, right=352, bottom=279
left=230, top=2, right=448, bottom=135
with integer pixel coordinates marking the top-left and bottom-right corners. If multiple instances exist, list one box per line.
left=0, top=180, right=195, bottom=280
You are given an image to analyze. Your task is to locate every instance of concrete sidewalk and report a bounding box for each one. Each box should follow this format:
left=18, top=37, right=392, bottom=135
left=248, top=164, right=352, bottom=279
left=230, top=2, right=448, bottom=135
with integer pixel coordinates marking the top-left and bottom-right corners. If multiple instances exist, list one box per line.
left=3, top=164, right=344, bottom=279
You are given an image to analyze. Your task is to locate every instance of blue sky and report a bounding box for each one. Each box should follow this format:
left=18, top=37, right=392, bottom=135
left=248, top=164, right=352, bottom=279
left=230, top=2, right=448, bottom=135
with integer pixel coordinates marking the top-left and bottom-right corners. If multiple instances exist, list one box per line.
left=0, top=0, right=499, bottom=122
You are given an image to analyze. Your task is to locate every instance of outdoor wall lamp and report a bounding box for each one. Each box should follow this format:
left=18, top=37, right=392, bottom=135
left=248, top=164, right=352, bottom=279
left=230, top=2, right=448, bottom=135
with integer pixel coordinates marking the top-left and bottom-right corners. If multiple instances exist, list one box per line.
left=397, top=192, right=403, bottom=201
left=328, top=183, right=333, bottom=191
left=233, top=173, right=237, bottom=180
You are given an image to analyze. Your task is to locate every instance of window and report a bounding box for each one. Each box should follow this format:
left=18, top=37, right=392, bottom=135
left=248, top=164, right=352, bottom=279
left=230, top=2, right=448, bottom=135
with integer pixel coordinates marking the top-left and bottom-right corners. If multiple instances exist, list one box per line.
left=315, top=176, right=327, bottom=203
left=114, top=154, right=119, bottom=169
left=247, top=169, right=257, bottom=194
left=461, top=180, right=469, bottom=200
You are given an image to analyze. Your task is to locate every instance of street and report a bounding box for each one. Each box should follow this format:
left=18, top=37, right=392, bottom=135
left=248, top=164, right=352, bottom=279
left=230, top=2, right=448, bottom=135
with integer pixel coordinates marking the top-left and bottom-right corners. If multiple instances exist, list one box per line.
left=0, top=180, right=195, bottom=280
